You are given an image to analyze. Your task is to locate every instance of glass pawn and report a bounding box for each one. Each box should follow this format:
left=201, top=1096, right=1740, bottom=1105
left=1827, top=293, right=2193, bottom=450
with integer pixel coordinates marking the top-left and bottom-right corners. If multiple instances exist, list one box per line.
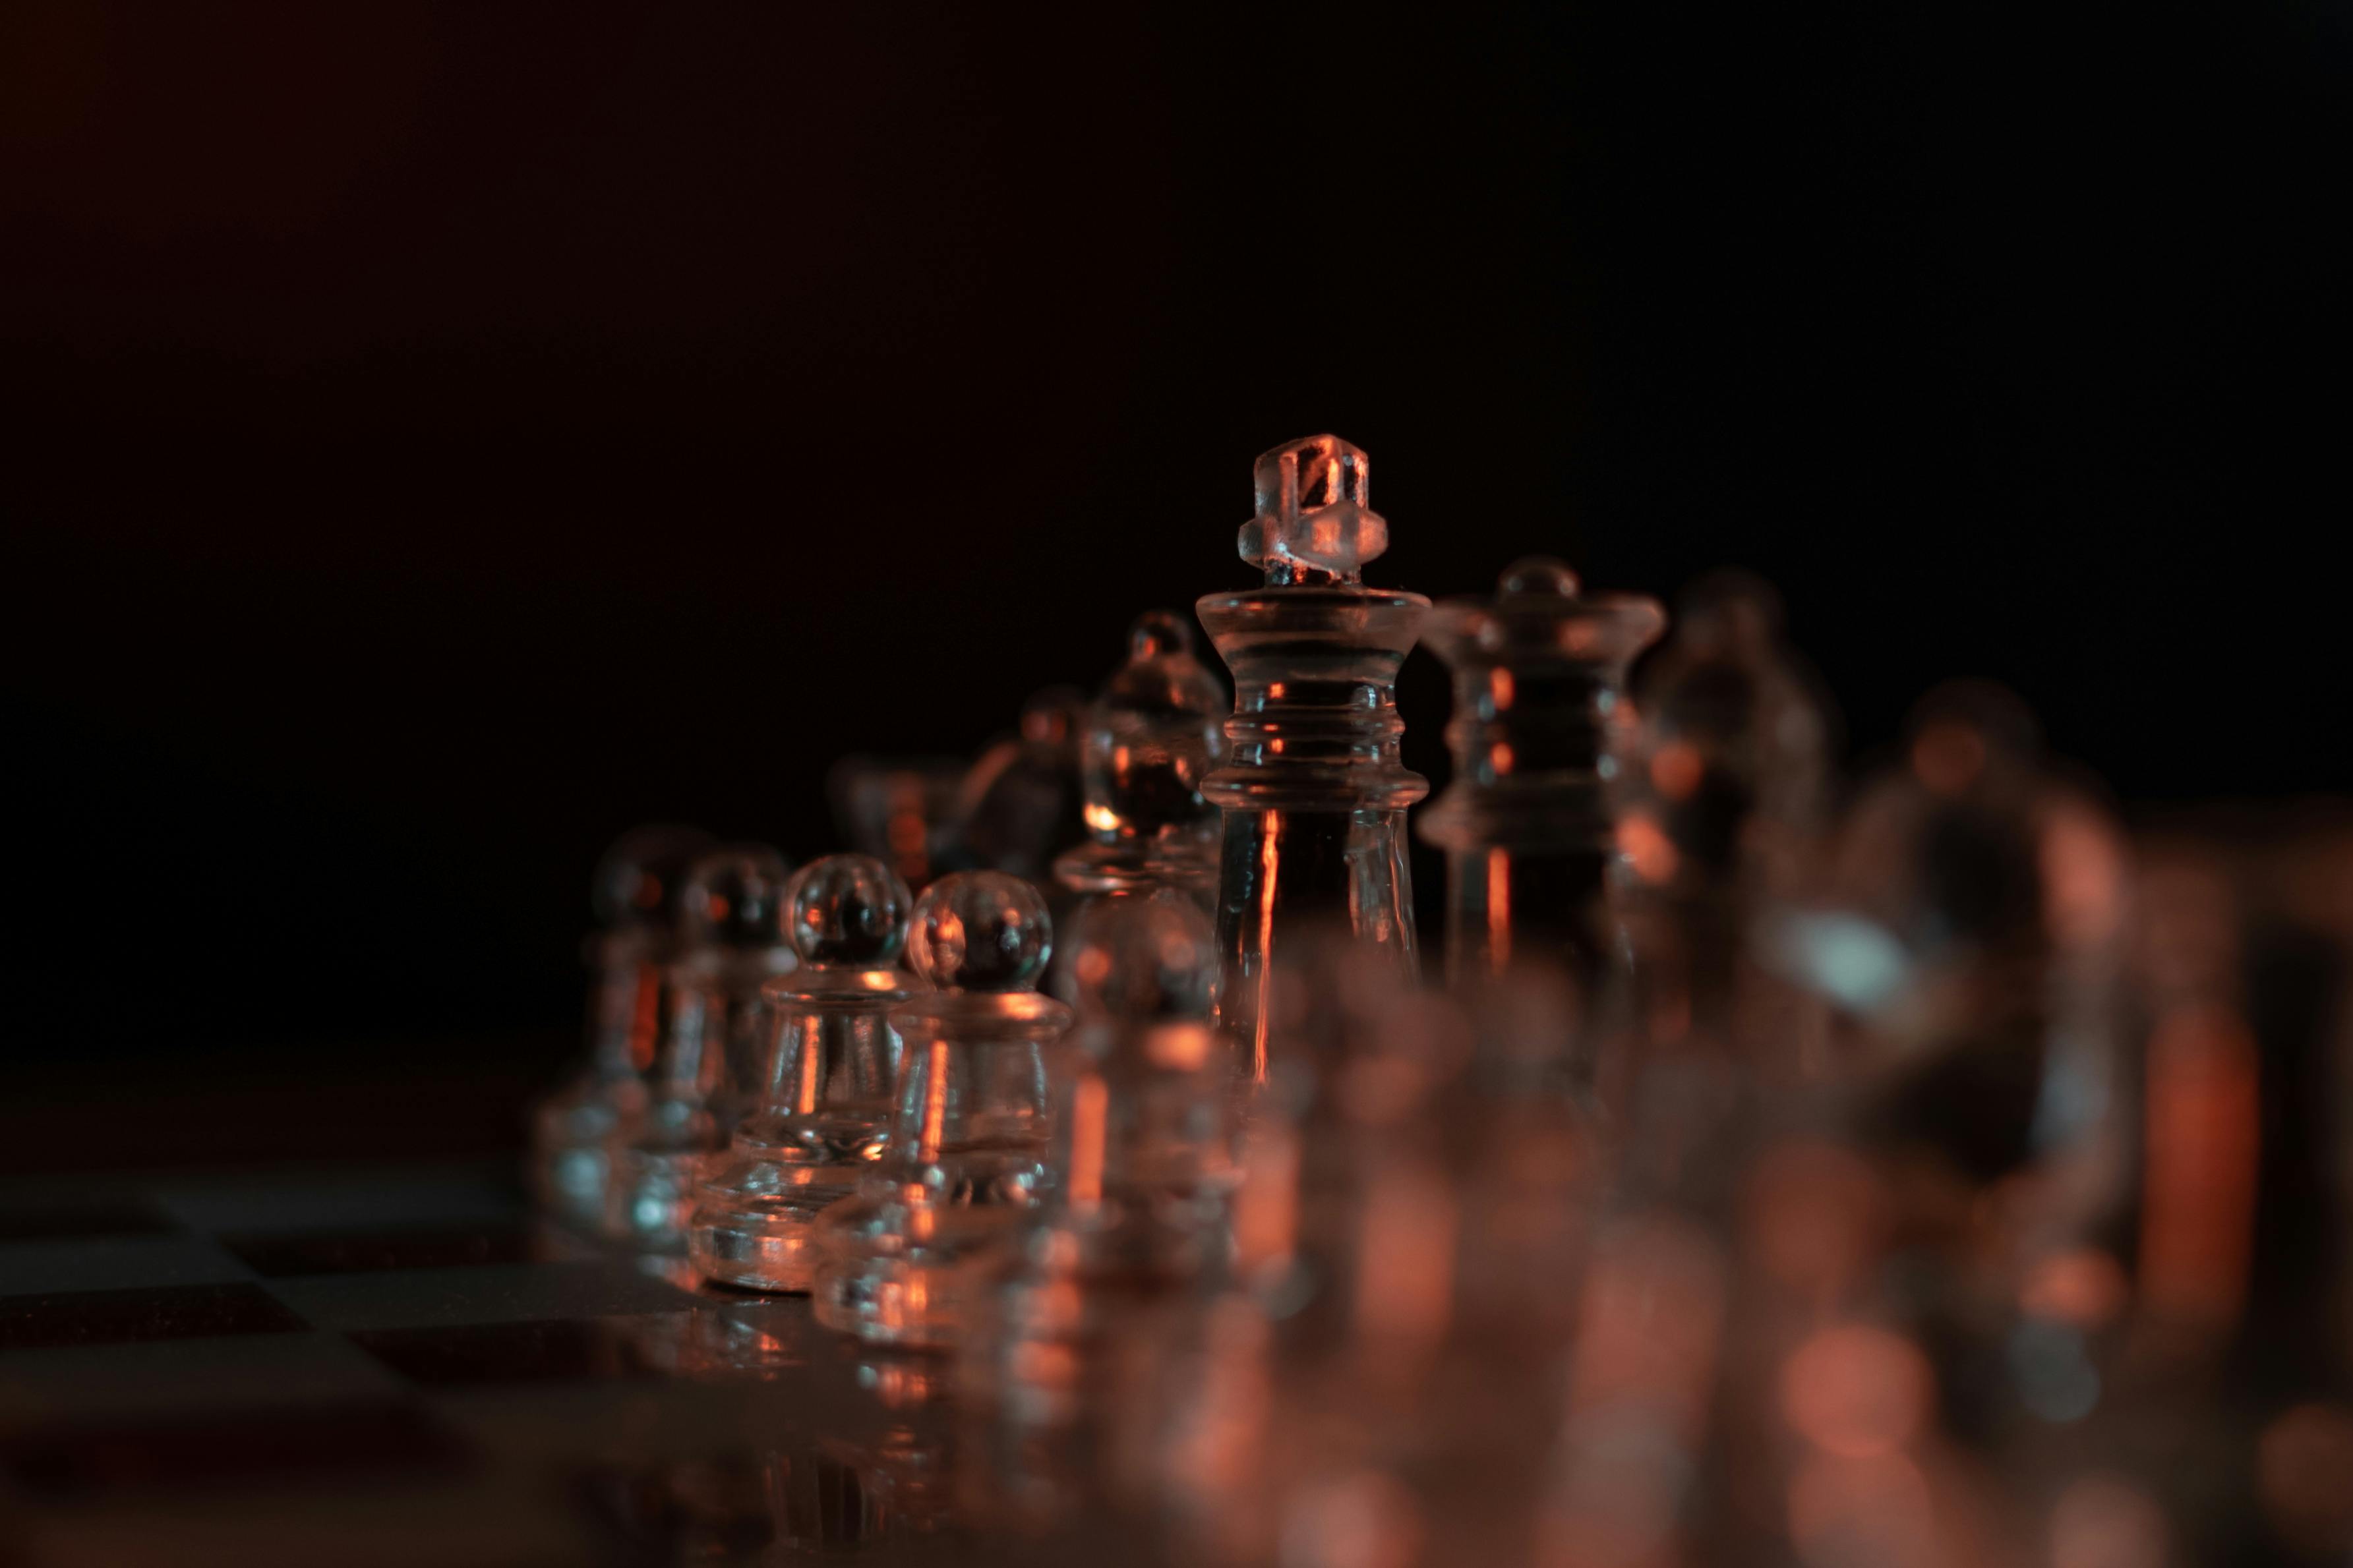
left=687, top=854, right=915, bottom=1292
left=531, top=823, right=715, bottom=1229
left=812, top=871, right=1072, bottom=1349
left=605, top=842, right=797, bottom=1251
left=1198, top=434, right=1431, bottom=1088
left=1053, top=610, right=1229, bottom=906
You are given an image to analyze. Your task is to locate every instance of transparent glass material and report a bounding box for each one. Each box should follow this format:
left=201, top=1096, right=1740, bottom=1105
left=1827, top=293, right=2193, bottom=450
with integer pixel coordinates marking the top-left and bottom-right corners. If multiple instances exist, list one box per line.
left=687, top=854, right=914, bottom=1292
left=959, top=687, right=1090, bottom=884
left=955, top=894, right=1232, bottom=1531
left=1198, top=435, right=1431, bottom=1088
left=1616, top=568, right=1836, bottom=1088
left=531, top=823, right=713, bottom=1229
left=1416, top=557, right=1664, bottom=1096
left=829, top=755, right=967, bottom=890
left=812, top=872, right=1073, bottom=1348
left=1629, top=683, right=2140, bottom=1566
left=1054, top=611, right=1228, bottom=903
left=605, top=843, right=797, bottom=1252
left=1114, top=929, right=1609, bottom=1568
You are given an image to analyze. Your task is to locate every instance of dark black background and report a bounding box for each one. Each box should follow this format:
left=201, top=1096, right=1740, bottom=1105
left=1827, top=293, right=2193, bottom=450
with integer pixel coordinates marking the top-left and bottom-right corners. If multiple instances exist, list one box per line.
left=6, top=3, right=2349, bottom=1077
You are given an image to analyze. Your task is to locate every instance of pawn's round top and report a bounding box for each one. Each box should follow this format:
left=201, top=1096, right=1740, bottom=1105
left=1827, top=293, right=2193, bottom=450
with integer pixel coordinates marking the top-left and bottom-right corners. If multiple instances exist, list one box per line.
left=1905, top=680, right=2041, bottom=798
left=1102, top=612, right=1224, bottom=717
left=1129, top=609, right=1192, bottom=662
left=905, top=871, right=1052, bottom=993
left=592, top=823, right=717, bottom=929
left=785, top=854, right=912, bottom=968
left=1499, top=556, right=1582, bottom=599
left=1071, top=610, right=1230, bottom=860
left=1062, top=894, right=1216, bottom=1026
left=678, top=844, right=792, bottom=950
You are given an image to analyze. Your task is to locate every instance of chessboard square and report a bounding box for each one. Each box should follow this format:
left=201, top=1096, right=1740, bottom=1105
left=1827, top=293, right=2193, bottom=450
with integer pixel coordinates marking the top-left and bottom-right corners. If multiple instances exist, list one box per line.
left=0, top=1281, right=307, bottom=1352
left=0, top=1398, right=467, bottom=1502
left=349, top=1316, right=672, bottom=1388
left=264, top=1259, right=701, bottom=1332
left=220, top=1221, right=543, bottom=1279
left=17, top=1478, right=614, bottom=1568
left=0, top=1195, right=180, bottom=1243
left=0, top=1331, right=408, bottom=1432
left=0, top=1234, right=254, bottom=1297
left=152, top=1161, right=524, bottom=1237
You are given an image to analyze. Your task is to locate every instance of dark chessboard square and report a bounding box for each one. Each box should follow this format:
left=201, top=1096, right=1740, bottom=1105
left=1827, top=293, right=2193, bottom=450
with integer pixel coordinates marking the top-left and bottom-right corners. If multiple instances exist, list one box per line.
left=350, top=1317, right=674, bottom=1387
left=221, top=1221, right=537, bottom=1278
left=0, top=1399, right=467, bottom=1501
left=265, top=1258, right=699, bottom=1332
left=0, top=1196, right=178, bottom=1243
left=0, top=1281, right=306, bottom=1350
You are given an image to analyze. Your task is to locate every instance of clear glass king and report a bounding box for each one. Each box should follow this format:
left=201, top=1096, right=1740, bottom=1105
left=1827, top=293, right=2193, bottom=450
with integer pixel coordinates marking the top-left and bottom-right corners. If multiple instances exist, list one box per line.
left=1197, top=435, right=1431, bottom=1085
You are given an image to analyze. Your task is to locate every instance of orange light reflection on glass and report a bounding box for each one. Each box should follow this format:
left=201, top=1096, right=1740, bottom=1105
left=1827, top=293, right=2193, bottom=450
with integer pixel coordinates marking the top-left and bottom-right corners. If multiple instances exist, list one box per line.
left=2139, top=1006, right=2259, bottom=1331
left=1650, top=741, right=1703, bottom=801
left=1616, top=813, right=1678, bottom=885
left=1251, top=811, right=1280, bottom=1084
left=629, top=962, right=661, bottom=1072
left=1485, top=848, right=1512, bottom=976
left=793, top=1017, right=823, bottom=1115
left=2021, top=1248, right=2129, bottom=1329
left=1065, top=1074, right=1108, bottom=1215
left=915, top=1039, right=951, bottom=1162
left=1354, top=1161, right=1457, bottom=1358
left=1780, top=1324, right=1931, bottom=1459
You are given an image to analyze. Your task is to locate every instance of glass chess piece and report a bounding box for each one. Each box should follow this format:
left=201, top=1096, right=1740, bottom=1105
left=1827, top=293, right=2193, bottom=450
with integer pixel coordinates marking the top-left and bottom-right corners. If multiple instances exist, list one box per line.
left=812, top=871, right=1073, bottom=1349
left=1052, top=610, right=1228, bottom=907
left=531, top=823, right=715, bottom=1229
left=1110, top=924, right=1508, bottom=1568
left=829, top=755, right=968, bottom=890
left=954, top=892, right=1233, bottom=1533
left=1512, top=577, right=1836, bottom=1568
left=687, top=854, right=915, bottom=1293
left=1416, top=556, right=1665, bottom=1097
left=605, top=842, right=797, bottom=1251
left=1197, top=434, right=1432, bottom=1088
left=1662, top=682, right=2136, bottom=1566
left=959, top=686, right=1090, bottom=885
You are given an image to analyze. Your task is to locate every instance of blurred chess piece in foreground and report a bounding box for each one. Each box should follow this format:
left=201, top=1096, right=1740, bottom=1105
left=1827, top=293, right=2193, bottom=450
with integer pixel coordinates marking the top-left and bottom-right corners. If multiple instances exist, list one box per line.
left=531, top=823, right=714, bottom=1229
left=956, top=892, right=1232, bottom=1533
